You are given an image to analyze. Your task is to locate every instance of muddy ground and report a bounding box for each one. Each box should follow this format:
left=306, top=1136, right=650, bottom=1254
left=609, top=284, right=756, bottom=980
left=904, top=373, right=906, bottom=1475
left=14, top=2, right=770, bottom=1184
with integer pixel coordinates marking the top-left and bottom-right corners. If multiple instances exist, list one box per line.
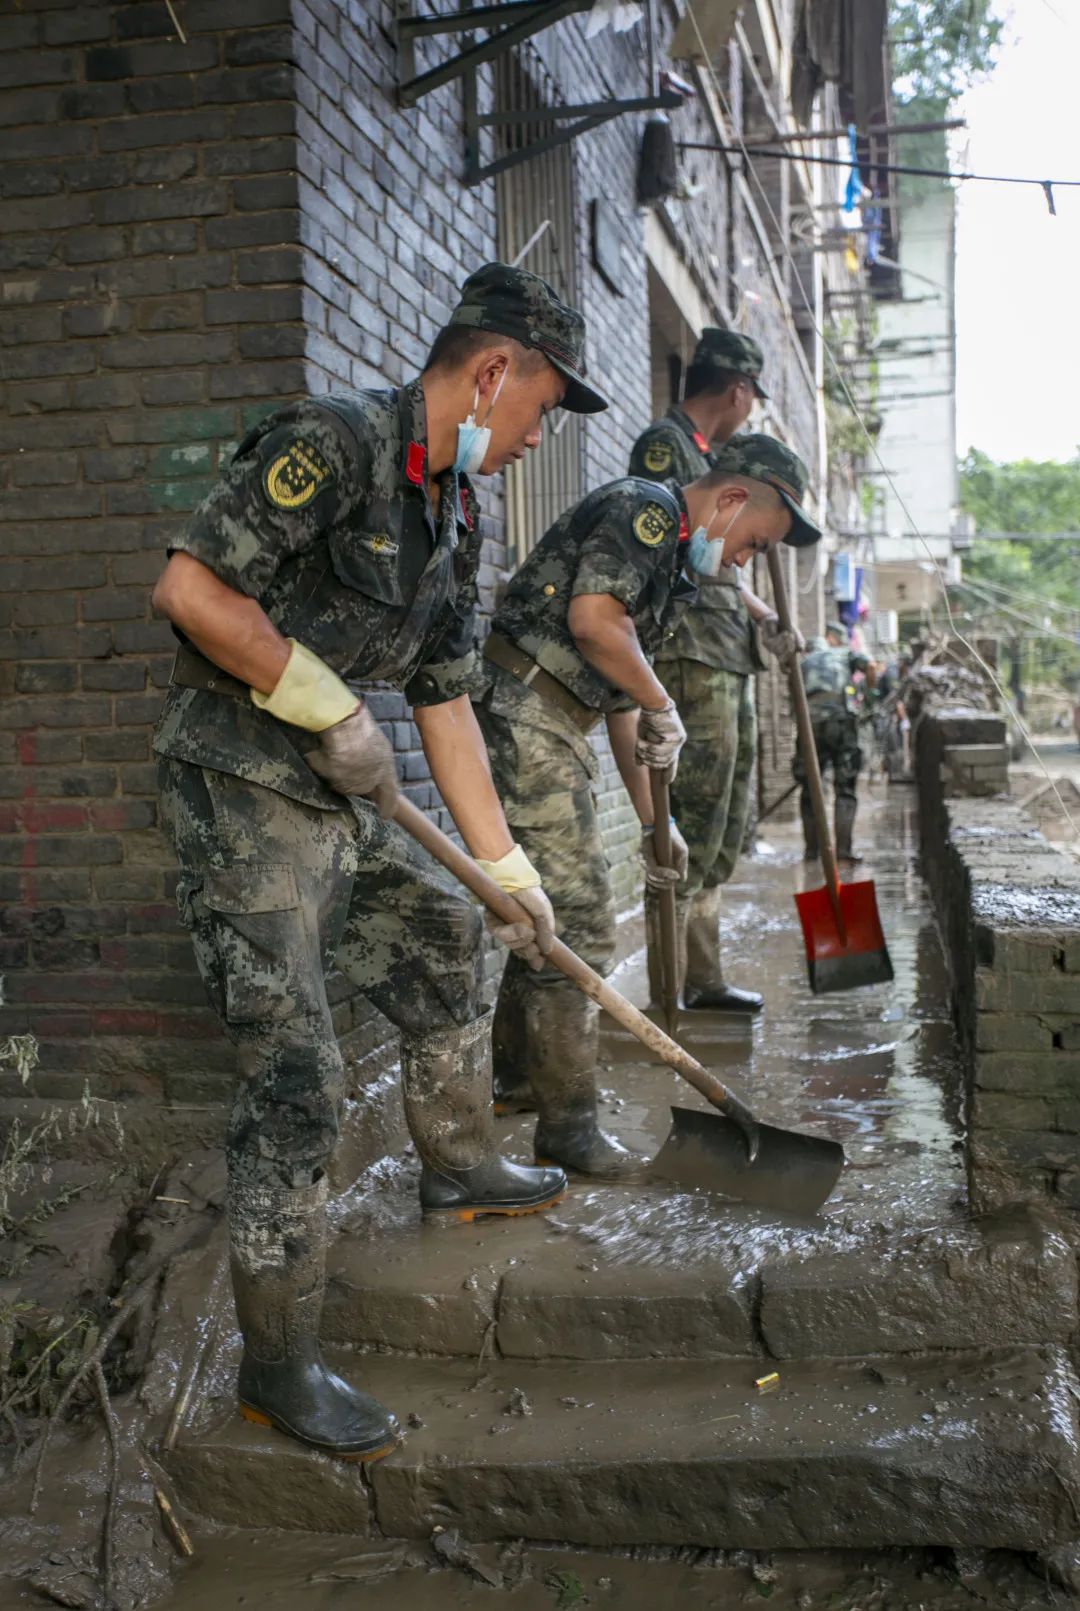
left=2, top=780, right=1079, bottom=1609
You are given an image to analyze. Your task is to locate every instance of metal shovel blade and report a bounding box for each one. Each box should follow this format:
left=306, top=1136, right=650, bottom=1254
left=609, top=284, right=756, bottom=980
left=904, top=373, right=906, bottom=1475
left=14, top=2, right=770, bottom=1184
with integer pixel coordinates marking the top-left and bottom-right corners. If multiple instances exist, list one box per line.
left=795, top=879, right=894, bottom=995
left=651, top=1105, right=846, bottom=1216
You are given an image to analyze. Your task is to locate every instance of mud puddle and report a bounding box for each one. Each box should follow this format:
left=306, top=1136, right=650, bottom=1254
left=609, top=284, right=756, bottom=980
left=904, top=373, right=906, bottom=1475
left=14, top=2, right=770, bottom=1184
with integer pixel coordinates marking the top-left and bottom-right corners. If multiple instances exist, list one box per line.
left=125, top=1533, right=1065, bottom=1611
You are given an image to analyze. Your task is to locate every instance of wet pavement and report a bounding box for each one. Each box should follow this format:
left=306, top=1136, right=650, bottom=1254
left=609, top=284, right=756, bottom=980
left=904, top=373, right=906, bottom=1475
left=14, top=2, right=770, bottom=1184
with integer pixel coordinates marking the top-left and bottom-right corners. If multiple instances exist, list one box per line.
left=331, top=782, right=967, bottom=1284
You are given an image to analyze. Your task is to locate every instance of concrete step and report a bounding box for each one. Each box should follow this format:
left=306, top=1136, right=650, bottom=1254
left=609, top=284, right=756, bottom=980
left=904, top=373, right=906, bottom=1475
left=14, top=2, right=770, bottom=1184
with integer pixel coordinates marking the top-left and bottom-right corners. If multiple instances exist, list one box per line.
left=325, top=1187, right=1076, bottom=1361
left=166, top=1345, right=1080, bottom=1550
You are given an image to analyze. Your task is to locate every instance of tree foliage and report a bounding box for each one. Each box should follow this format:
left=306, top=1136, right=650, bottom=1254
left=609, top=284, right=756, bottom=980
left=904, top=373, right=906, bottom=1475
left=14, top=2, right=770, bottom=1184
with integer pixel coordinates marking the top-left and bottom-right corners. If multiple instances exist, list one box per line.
left=957, top=450, right=1080, bottom=688
left=889, top=0, right=1004, bottom=104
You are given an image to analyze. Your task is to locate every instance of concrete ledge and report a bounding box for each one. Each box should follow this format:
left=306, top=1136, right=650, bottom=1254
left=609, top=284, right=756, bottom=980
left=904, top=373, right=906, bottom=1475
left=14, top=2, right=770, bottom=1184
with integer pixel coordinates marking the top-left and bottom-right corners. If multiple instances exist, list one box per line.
left=166, top=1414, right=374, bottom=1533
left=364, top=1349, right=1080, bottom=1549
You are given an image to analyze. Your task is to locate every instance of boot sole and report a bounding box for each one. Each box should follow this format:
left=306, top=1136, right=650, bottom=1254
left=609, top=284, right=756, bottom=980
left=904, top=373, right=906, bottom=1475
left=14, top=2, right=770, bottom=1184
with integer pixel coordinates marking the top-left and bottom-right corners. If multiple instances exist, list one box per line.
left=422, top=1188, right=565, bottom=1226
left=238, top=1402, right=399, bottom=1464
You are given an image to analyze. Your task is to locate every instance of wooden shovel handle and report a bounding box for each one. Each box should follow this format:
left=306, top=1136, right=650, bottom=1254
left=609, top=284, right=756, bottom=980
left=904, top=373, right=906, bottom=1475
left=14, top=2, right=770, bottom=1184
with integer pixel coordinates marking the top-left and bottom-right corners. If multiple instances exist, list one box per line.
left=649, top=767, right=680, bottom=1032
left=766, top=547, right=846, bottom=939
left=392, top=795, right=760, bottom=1158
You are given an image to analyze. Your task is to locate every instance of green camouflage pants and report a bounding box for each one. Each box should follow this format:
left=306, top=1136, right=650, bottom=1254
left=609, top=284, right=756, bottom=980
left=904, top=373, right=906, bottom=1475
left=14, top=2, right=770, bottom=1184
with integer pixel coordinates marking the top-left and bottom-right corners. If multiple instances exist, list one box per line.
left=657, top=657, right=755, bottom=898
left=474, top=673, right=614, bottom=1023
left=793, top=708, right=863, bottom=803
left=158, top=758, right=483, bottom=1192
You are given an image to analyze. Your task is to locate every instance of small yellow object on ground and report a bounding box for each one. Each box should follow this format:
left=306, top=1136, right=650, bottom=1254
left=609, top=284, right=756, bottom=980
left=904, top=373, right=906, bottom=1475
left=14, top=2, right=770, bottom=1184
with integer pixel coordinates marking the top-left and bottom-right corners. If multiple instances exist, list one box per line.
left=755, top=1372, right=780, bottom=1393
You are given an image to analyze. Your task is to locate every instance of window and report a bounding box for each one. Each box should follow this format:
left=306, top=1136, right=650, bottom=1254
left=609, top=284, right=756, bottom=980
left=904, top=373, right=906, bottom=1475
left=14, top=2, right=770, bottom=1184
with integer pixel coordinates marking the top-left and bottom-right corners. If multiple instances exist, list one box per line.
left=494, top=48, right=582, bottom=566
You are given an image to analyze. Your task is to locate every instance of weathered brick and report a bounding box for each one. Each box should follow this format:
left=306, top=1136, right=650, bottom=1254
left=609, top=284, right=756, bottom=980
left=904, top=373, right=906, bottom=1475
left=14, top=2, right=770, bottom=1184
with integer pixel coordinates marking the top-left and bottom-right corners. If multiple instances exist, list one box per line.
left=99, top=108, right=230, bottom=152
left=974, top=1014, right=1054, bottom=1053
left=205, top=286, right=303, bottom=323
left=15, top=664, right=78, bottom=695
left=975, top=967, right=1080, bottom=1015
left=132, top=220, right=199, bottom=257
left=102, top=331, right=234, bottom=369
left=976, top=1051, right=1080, bottom=1097
left=85, top=39, right=219, bottom=81
left=0, top=50, right=77, bottom=89
left=93, top=180, right=229, bottom=226
left=196, top=64, right=294, bottom=104
left=81, top=661, right=147, bottom=692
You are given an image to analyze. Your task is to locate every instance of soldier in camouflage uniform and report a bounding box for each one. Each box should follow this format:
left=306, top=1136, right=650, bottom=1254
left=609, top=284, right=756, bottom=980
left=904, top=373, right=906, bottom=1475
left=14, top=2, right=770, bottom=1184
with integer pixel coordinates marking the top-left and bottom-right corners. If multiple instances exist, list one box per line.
left=150, top=264, right=608, bottom=1463
left=476, top=436, right=820, bottom=1174
left=629, top=332, right=806, bottom=1013
left=794, top=622, right=875, bottom=861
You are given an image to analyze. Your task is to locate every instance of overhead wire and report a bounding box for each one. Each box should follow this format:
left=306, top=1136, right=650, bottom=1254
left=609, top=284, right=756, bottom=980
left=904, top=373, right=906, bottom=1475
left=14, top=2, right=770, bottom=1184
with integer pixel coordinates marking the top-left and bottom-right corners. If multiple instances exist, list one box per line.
left=680, top=0, right=1080, bottom=839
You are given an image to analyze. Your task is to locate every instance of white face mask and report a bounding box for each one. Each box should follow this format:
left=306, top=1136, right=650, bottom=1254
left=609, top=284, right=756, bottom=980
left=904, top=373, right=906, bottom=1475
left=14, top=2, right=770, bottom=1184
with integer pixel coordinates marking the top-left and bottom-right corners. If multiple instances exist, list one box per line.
left=687, top=503, right=743, bottom=577
left=453, top=365, right=509, bottom=475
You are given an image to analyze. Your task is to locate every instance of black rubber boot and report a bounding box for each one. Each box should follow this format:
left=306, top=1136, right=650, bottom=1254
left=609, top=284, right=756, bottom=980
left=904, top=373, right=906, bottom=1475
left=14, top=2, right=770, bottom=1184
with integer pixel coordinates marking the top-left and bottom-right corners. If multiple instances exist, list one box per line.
left=681, top=888, right=763, bottom=1013
left=527, top=988, right=642, bottom=1179
left=835, top=797, right=862, bottom=862
left=401, top=1011, right=566, bottom=1225
left=229, top=1176, right=400, bottom=1462
left=492, top=961, right=537, bottom=1115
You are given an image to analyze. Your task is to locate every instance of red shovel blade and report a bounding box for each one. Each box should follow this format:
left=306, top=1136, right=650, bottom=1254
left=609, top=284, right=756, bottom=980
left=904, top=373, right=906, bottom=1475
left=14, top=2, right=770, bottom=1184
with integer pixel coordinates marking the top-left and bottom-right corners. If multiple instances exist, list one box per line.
left=794, top=879, right=894, bottom=994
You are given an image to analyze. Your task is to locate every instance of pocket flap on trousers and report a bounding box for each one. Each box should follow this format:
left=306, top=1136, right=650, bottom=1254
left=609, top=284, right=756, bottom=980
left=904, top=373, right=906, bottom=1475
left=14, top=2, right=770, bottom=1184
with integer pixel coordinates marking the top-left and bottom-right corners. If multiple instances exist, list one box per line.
left=203, top=863, right=300, bottom=915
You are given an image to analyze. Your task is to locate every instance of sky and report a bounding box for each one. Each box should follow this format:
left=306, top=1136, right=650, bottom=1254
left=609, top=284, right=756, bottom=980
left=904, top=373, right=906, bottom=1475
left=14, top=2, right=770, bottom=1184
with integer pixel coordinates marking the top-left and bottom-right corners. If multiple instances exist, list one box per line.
left=954, top=0, right=1080, bottom=463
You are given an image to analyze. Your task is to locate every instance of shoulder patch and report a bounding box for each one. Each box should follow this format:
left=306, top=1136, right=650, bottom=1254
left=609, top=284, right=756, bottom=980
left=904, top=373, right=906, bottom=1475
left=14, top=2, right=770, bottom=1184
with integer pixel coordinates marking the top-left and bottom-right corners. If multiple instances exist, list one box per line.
left=633, top=501, right=676, bottom=548
left=263, top=438, right=333, bottom=511
left=643, top=438, right=673, bottom=475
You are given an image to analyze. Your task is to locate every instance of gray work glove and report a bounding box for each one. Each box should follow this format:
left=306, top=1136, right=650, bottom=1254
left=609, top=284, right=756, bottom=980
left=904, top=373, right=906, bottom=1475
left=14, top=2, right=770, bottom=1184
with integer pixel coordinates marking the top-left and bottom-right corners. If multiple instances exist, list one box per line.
left=758, top=613, right=804, bottom=671
left=484, top=886, right=556, bottom=972
left=641, top=819, right=689, bottom=889
left=306, top=702, right=400, bottom=819
left=634, top=698, right=687, bottom=778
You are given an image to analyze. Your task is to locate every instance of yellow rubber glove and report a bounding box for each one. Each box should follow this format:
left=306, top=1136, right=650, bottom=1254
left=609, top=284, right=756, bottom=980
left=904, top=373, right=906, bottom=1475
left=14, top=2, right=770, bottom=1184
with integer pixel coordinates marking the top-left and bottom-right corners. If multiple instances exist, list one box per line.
left=251, top=639, right=359, bottom=732
left=476, top=845, right=556, bottom=971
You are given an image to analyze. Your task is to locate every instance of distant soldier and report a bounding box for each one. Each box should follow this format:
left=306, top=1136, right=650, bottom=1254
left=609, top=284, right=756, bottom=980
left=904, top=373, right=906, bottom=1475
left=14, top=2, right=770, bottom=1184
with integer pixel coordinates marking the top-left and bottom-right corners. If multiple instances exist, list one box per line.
left=795, top=623, right=876, bottom=862
left=477, top=437, right=820, bottom=1174
left=630, top=330, right=804, bottom=1014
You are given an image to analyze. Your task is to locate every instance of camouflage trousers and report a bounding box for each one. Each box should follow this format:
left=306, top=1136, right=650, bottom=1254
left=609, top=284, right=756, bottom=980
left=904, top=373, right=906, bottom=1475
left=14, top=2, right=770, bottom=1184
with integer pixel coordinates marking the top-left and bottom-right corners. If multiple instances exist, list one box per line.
left=158, top=758, right=483, bottom=1192
left=474, top=675, right=615, bottom=1020
left=657, top=657, right=756, bottom=899
left=792, top=708, right=863, bottom=803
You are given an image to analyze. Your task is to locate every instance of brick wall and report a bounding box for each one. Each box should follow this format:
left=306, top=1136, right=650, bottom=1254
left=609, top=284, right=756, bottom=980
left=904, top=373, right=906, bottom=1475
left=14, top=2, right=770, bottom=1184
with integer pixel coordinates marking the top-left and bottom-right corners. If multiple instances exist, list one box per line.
left=915, top=699, right=1080, bottom=1217
left=0, top=0, right=310, bottom=1101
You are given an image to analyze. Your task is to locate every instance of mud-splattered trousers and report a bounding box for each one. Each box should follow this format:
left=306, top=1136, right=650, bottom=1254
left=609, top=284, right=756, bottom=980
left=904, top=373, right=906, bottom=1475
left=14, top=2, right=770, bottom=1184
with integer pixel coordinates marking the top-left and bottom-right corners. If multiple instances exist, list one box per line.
left=158, top=757, right=482, bottom=1194
left=792, top=701, right=863, bottom=802
left=656, top=656, right=756, bottom=899
left=473, top=670, right=614, bottom=1043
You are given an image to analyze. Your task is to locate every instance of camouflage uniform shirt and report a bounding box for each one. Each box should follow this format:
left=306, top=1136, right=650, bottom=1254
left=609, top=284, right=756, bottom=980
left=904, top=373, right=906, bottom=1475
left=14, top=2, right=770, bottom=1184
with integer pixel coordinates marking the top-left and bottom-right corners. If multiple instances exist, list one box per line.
left=629, top=409, right=759, bottom=677
left=152, top=380, right=482, bottom=810
left=490, top=477, right=696, bottom=715
left=802, top=642, right=870, bottom=713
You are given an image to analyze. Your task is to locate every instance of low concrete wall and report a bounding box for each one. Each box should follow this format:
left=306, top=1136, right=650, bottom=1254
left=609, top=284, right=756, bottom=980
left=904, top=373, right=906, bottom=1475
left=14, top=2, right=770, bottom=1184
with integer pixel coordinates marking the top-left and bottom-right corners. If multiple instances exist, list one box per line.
left=916, top=699, right=1080, bottom=1215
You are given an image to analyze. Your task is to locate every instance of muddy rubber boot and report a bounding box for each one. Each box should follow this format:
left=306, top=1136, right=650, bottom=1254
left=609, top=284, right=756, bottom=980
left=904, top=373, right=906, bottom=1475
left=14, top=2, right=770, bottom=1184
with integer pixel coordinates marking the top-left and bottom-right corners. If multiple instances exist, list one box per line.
left=492, top=963, right=536, bottom=1115
left=401, top=1011, right=566, bottom=1225
left=644, top=887, right=687, bottom=1010
left=681, top=888, right=763, bottom=1013
left=835, top=797, right=863, bottom=863
left=800, top=792, right=819, bottom=862
left=230, top=1175, right=400, bottom=1462
left=528, top=988, right=642, bottom=1179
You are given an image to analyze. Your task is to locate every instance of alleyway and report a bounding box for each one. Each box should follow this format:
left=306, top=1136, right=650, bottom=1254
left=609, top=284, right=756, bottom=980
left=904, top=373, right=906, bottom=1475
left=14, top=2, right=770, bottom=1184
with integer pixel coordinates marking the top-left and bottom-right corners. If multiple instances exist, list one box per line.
left=156, top=779, right=1077, bottom=1599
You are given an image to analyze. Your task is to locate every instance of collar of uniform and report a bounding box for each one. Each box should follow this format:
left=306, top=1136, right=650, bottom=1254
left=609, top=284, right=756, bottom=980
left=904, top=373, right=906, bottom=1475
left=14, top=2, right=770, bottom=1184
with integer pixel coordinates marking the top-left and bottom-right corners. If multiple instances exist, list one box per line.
left=668, top=406, right=713, bottom=459
left=398, top=378, right=429, bottom=489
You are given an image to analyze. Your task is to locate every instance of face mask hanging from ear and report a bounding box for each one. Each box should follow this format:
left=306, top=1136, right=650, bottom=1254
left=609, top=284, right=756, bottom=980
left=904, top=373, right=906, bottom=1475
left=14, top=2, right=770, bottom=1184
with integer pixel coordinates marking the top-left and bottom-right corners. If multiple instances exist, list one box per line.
left=453, top=364, right=509, bottom=475
left=687, top=503, right=743, bottom=577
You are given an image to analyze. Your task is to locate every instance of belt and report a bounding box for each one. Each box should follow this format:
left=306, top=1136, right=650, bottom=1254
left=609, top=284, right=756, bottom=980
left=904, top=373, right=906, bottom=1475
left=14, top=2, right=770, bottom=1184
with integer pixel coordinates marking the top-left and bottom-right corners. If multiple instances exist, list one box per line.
left=483, top=631, right=601, bottom=736
left=170, top=643, right=249, bottom=700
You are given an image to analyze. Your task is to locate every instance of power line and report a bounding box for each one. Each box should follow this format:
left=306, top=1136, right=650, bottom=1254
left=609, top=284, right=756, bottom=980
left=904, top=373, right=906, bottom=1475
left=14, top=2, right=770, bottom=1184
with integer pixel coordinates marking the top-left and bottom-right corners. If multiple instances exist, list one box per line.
left=677, top=141, right=1079, bottom=209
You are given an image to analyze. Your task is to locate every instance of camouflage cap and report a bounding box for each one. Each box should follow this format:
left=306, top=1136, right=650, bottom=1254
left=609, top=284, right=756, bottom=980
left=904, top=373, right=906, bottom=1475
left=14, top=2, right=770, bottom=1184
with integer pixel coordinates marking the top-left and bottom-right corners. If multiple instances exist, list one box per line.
left=709, top=433, right=821, bottom=549
left=447, top=262, right=608, bottom=415
left=691, top=328, right=768, bottom=399
left=826, top=620, right=848, bottom=639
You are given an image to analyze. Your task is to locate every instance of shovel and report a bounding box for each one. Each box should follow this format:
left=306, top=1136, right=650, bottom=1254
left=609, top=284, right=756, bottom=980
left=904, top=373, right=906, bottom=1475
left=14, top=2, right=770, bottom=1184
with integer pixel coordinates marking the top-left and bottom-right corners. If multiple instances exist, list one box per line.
left=393, top=796, right=845, bottom=1216
left=767, top=547, right=893, bottom=995
left=648, top=766, right=681, bottom=1038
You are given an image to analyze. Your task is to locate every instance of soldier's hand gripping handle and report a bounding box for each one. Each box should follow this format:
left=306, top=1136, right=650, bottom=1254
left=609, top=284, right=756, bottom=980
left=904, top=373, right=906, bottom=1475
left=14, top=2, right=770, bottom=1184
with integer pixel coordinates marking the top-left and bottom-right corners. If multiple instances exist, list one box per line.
left=634, top=697, right=686, bottom=778
left=758, top=612, right=804, bottom=672
left=475, top=845, right=555, bottom=972
left=252, top=637, right=400, bottom=819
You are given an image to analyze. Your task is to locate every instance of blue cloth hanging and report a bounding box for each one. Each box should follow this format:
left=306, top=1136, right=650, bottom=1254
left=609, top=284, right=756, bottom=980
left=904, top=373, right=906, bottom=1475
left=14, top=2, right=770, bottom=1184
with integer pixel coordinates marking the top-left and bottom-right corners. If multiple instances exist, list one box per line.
left=844, top=123, right=862, bottom=213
